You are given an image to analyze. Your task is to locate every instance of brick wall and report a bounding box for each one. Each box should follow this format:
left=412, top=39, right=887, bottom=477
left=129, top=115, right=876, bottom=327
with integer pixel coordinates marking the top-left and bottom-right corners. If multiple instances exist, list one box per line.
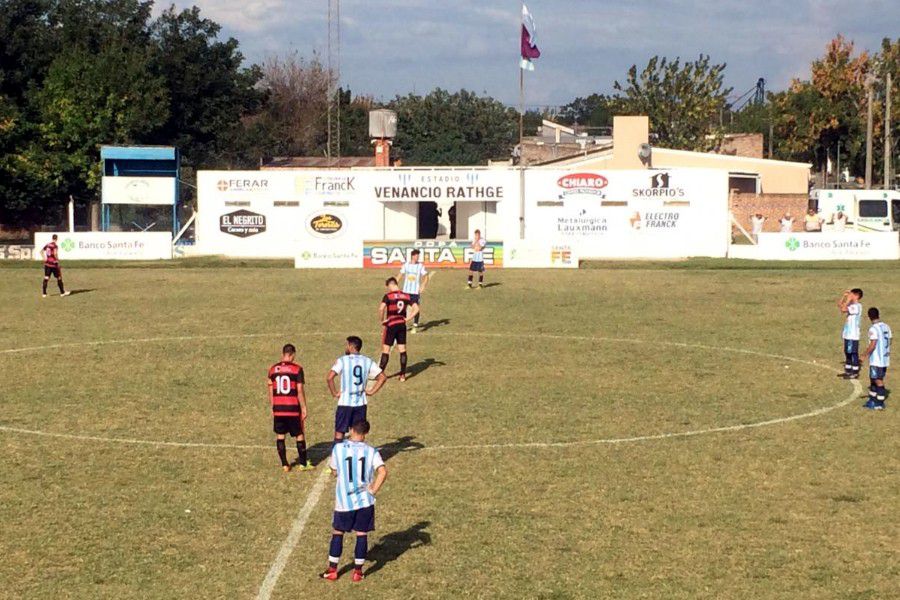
left=730, top=192, right=811, bottom=238
left=715, top=133, right=764, bottom=159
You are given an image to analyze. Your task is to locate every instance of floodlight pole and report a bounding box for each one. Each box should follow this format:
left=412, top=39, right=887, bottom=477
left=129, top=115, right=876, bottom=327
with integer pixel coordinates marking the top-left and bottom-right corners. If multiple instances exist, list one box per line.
left=885, top=72, right=892, bottom=191
left=865, top=74, right=875, bottom=188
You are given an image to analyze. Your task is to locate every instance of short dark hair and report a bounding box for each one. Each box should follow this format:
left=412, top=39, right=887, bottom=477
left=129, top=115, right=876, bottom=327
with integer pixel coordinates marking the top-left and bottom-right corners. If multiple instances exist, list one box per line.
left=868, top=307, right=880, bottom=320
left=410, top=249, right=421, bottom=257
left=851, top=288, right=864, bottom=299
left=385, top=276, right=398, bottom=286
left=351, top=420, right=371, bottom=435
left=282, top=343, right=295, bottom=355
left=52, top=234, right=58, bottom=240
left=347, top=336, right=363, bottom=351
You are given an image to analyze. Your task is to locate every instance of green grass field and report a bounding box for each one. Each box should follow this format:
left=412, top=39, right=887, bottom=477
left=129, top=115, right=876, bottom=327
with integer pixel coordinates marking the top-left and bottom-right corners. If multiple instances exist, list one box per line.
left=1, top=260, right=897, bottom=599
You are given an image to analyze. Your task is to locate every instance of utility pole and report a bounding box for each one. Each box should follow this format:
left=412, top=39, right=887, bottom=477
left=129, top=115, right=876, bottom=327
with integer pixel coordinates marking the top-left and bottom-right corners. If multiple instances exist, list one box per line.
left=885, top=72, right=892, bottom=190
left=768, top=122, right=773, bottom=159
left=865, top=74, right=876, bottom=188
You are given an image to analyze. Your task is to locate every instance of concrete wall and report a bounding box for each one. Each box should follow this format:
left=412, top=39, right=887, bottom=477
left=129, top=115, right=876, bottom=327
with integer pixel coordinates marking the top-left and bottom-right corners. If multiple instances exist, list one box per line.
left=654, top=149, right=809, bottom=195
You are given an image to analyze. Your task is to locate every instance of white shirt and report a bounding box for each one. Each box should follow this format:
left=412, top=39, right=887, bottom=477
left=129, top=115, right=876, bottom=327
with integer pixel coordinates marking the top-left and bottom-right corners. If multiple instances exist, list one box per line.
left=868, top=322, right=892, bottom=368
left=331, top=354, right=382, bottom=407
left=330, top=440, right=384, bottom=511
left=750, top=216, right=765, bottom=235
left=843, top=302, right=862, bottom=340
left=400, top=262, right=428, bottom=295
left=779, top=218, right=793, bottom=233
left=471, top=237, right=486, bottom=262
left=833, top=215, right=847, bottom=232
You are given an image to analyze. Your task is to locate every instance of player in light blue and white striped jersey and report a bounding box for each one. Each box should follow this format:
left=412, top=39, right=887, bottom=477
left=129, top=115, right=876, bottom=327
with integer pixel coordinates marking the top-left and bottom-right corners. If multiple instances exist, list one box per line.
left=864, top=307, right=892, bottom=410
left=837, top=288, right=864, bottom=378
left=398, top=249, right=428, bottom=333
left=327, top=336, right=387, bottom=444
left=321, top=420, right=387, bottom=582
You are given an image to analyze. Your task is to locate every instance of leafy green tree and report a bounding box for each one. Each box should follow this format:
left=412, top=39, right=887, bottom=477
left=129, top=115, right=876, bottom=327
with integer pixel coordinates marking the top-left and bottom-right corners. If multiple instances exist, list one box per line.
left=388, top=89, right=517, bottom=165
left=557, top=94, right=615, bottom=129
left=614, top=55, right=731, bottom=150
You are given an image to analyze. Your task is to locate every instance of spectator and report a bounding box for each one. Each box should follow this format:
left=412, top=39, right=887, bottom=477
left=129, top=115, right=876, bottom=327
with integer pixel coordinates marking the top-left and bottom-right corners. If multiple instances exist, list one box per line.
left=833, top=211, right=848, bottom=232
left=750, top=213, right=766, bottom=244
left=779, top=213, right=794, bottom=232
left=804, top=208, right=824, bottom=232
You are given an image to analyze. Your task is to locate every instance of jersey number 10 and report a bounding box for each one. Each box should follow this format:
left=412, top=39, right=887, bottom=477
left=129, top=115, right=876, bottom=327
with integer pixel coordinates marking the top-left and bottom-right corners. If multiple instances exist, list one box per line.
left=275, top=374, right=292, bottom=395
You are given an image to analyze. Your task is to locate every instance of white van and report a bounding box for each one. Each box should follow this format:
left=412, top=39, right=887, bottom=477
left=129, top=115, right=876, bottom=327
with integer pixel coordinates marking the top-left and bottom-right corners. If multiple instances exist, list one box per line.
left=811, top=189, right=900, bottom=232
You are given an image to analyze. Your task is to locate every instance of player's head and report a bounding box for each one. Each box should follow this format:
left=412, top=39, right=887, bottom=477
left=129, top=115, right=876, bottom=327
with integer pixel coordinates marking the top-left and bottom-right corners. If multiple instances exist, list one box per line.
left=281, top=343, right=295, bottom=360
left=410, top=249, right=420, bottom=263
left=474, top=229, right=481, bottom=237
left=868, top=307, right=880, bottom=321
left=385, top=276, right=399, bottom=291
left=346, top=335, right=363, bottom=354
left=52, top=234, right=58, bottom=241
left=349, top=419, right=371, bottom=440
left=850, top=288, right=863, bottom=301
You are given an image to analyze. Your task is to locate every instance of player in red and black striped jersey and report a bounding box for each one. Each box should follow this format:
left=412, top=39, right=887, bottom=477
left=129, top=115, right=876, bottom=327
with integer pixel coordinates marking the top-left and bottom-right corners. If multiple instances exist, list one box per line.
left=268, top=343, right=313, bottom=472
left=40, top=234, right=69, bottom=298
left=378, top=277, right=419, bottom=382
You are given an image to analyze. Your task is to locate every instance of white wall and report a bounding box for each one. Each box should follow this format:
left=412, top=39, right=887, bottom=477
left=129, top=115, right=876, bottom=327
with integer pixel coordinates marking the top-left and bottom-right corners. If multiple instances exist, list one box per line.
left=522, top=168, right=730, bottom=259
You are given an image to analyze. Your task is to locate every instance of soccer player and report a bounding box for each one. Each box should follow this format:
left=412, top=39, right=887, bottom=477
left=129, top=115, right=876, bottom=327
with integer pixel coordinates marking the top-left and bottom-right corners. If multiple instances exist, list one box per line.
left=398, top=249, right=428, bottom=334
left=320, top=419, right=387, bottom=582
left=837, top=288, right=864, bottom=379
left=327, top=336, right=387, bottom=444
left=379, top=277, right=419, bottom=382
left=268, top=344, right=312, bottom=472
left=864, top=307, right=892, bottom=411
left=40, top=234, right=70, bottom=298
left=466, top=229, right=487, bottom=289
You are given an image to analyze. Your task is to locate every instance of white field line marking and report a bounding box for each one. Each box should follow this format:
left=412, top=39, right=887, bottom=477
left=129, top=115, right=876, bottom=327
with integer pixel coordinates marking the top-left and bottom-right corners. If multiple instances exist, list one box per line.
left=0, top=332, right=857, bottom=451
left=255, top=467, right=329, bottom=600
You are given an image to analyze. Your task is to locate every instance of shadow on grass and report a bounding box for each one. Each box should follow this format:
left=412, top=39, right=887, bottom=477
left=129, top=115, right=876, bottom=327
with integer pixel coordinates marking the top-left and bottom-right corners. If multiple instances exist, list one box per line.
left=378, top=436, right=425, bottom=462
left=68, top=289, right=96, bottom=296
left=337, top=521, right=432, bottom=578
left=416, top=318, right=450, bottom=332
left=478, top=282, right=502, bottom=289
left=405, top=357, right=446, bottom=380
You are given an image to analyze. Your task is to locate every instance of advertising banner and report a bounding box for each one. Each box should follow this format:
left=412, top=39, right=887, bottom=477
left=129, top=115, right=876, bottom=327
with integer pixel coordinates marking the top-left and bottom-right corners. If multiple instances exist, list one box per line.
left=33, top=232, right=173, bottom=260
left=734, top=232, right=900, bottom=261
left=0, top=244, right=34, bottom=260
left=102, top=176, right=176, bottom=205
left=361, top=169, right=517, bottom=202
left=294, top=208, right=365, bottom=269
left=504, top=242, right=579, bottom=268
left=363, top=240, right=504, bottom=269
left=523, top=168, right=730, bottom=259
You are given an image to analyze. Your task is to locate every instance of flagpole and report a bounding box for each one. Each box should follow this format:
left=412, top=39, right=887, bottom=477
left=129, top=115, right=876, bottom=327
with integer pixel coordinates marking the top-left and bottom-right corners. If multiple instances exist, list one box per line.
left=519, top=66, right=524, bottom=149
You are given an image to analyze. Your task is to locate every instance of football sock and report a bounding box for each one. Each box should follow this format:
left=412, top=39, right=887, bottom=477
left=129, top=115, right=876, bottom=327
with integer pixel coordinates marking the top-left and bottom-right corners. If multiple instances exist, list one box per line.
left=478, top=274, right=484, bottom=284
left=400, top=352, right=408, bottom=375
left=57, top=279, right=65, bottom=294
left=42, top=279, right=48, bottom=294
left=354, top=535, right=367, bottom=568
left=296, top=439, right=307, bottom=464
left=467, top=275, right=473, bottom=284
left=868, top=384, right=877, bottom=402
left=877, top=386, right=886, bottom=402
left=844, top=352, right=852, bottom=374
left=379, top=353, right=389, bottom=370
left=414, top=314, right=420, bottom=326
left=276, top=439, right=288, bottom=466
left=329, top=534, right=344, bottom=568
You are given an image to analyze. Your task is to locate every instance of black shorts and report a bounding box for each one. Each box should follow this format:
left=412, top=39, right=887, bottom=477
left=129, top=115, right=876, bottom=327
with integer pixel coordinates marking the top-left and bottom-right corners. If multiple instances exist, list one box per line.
left=44, top=265, right=61, bottom=278
left=333, top=505, right=375, bottom=533
left=408, top=294, right=420, bottom=306
left=469, top=261, right=485, bottom=272
left=335, top=405, right=367, bottom=434
left=383, top=323, right=407, bottom=346
left=273, top=415, right=303, bottom=437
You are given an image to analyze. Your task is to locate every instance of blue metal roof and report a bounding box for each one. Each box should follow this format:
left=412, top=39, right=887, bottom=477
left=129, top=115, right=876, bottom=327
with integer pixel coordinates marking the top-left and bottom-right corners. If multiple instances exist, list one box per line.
left=100, top=145, right=177, bottom=161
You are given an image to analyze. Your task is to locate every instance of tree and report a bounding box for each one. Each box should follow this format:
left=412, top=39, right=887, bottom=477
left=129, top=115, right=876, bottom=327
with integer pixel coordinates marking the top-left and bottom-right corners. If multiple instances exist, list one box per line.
left=614, top=55, right=731, bottom=150
left=388, top=89, right=517, bottom=165
left=557, top=93, right=615, bottom=129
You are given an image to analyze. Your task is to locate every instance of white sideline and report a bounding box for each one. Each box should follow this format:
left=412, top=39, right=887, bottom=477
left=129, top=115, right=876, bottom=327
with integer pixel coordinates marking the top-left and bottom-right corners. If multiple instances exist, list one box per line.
left=254, top=467, right=329, bottom=600
left=0, top=331, right=860, bottom=452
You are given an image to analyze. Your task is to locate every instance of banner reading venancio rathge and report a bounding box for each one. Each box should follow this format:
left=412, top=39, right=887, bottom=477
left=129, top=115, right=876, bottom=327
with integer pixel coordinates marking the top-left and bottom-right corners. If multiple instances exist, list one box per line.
left=363, top=240, right=503, bottom=269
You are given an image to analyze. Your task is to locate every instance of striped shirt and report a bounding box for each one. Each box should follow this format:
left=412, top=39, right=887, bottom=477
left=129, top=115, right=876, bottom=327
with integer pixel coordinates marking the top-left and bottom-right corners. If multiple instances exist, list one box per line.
left=331, top=354, right=382, bottom=407
left=472, top=238, right=486, bottom=262
left=330, top=440, right=384, bottom=512
left=400, top=262, right=428, bottom=295
left=843, top=302, right=862, bottom=340
left=42, top=242, right=59, bottom=267
left=868, top=322, right=892, bottom=368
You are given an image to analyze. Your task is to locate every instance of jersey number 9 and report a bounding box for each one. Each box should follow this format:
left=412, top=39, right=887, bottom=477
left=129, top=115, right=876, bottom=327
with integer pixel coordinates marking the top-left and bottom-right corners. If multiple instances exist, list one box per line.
left=352, top=365, right=365, bottom=387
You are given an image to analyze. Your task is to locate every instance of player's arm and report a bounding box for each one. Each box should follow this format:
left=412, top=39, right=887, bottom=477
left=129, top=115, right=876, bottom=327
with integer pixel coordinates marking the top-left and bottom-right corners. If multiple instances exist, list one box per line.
left=367, top=371, right=388, bottom=396
left=40, top=246, right=47, bottom=261
left=837, top=290, right=850, bottom=312
left=298, top=382, right=308, bottom=421
left=378, top=301, right=388, bottom=324
left=267, top=377, right=274, bottom=406
left=405, top=302, right=420, bottom=324
left=864, top=332, right=877, bottom=360
left=419, top=271, right=430, bottom=292
left=368, top=465, right=387, bottom=496
left=326, top=369, right=340, bottom=399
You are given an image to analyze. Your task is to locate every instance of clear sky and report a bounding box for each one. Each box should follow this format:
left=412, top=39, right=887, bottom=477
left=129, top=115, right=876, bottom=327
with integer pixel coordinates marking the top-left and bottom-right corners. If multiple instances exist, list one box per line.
left=157, top=0, right=898, bottom=107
